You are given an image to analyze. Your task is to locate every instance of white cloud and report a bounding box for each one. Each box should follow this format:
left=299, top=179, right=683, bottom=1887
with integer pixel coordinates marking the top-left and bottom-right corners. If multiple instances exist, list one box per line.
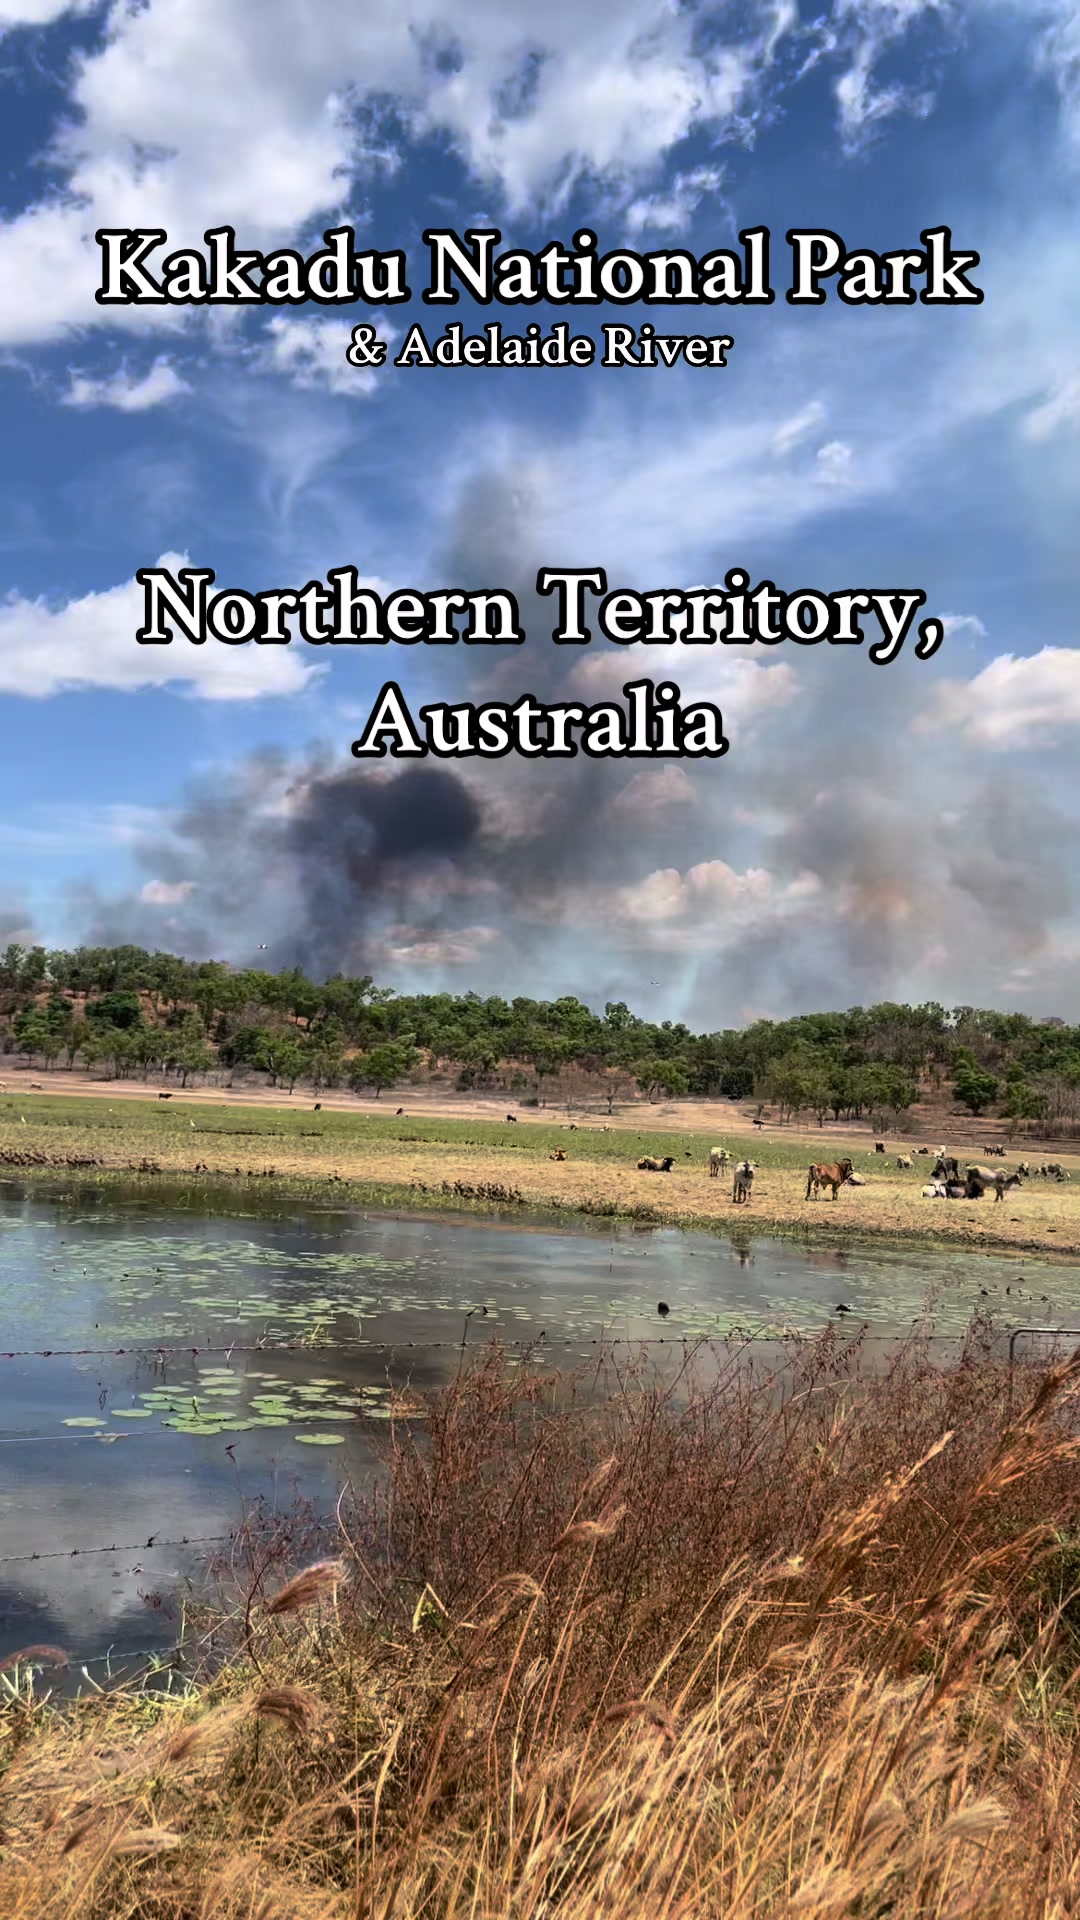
left=770, top=400, right=827, bottom=454
left=815, top=439, right=855, bottom=485
left=534, top=856, right=820, bottom=951
left=0, top=0, right=1070, bottom=354
left=0, top=553, right=317, bottom=700
left=62, top=356, right=191, bottom=412
left=258, top=316, right=380, bottom=396
left=916, top=645, right=1080, bottom=749
left=0, top=0, right=91, bottom=21
left=0, top=0, right=775, bottom=345
left=623, top=165, right=726, bottom=236
left=140, top=878, right=196, bottom=904
left=566, top=646, right=798, bottom=728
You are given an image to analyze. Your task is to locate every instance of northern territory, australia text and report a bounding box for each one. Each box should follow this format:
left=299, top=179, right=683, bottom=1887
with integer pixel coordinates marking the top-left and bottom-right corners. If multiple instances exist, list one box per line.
left=136, top=566, right=945, bottom=667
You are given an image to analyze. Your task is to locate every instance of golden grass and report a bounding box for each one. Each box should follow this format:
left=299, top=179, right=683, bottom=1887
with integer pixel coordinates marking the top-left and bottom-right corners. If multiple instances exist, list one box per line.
left=5, top=1331, right=1080, bottom=1916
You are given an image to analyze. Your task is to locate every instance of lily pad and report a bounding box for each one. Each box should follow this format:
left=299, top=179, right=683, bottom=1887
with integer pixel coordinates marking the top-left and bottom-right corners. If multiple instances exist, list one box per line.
left=294, top=1432, right=346, bottom=1445
left=112, top=1408, right=154, bottom=1419
left=62, top=1416, right=105, bottom=1427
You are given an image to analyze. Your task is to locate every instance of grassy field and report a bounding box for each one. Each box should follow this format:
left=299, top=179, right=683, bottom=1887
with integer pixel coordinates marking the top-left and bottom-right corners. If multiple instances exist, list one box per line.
left=1, top=1086, right=1079, bottom=1257
left=4, top=1334, right=1080, bottom=1917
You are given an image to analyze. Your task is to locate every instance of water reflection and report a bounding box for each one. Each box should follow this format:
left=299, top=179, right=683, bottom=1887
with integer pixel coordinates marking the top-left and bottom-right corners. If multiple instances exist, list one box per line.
left=1, top=1177, right=1078, bottom=1673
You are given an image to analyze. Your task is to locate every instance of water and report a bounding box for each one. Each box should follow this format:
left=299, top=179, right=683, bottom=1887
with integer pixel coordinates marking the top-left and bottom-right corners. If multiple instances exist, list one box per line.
left=2, top=1177, right=1079, bottom=1677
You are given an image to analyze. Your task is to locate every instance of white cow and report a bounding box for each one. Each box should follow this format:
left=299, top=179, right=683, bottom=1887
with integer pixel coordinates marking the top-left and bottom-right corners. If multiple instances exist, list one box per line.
left=708, top=1146, right=729, bottom=1178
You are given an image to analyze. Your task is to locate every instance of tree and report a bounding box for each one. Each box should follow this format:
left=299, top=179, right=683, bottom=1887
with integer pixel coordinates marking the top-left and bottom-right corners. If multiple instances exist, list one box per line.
left=269, top=1038, right=306, bottom=1094
left=349, top=1041, right=419, bottom=1097
left=86, top=991, right=143, bottom=1032
left=632, top=1057, right=688, bottom=1102
left=1000, top=1081, right=1047, bottom=1124
left=65, top=1019, right=91, bottom=1070
left=13, top=1011, right=50, bottom=1065
left=953, top=1063, right=999, bottom=1116
left=600, top=1066, right=638, bottom=1114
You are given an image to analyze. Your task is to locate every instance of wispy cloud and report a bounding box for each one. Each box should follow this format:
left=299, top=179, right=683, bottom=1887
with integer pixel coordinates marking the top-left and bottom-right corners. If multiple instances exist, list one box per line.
left=62, top=357, right=192, bottom=413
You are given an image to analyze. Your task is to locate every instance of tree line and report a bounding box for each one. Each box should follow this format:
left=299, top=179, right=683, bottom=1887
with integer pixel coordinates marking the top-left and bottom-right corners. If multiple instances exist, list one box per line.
left=0, top=942, right=1077, bottom=1130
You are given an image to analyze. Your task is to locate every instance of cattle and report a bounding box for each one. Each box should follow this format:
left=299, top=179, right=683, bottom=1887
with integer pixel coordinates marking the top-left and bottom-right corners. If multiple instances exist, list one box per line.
left=753, top=1118, right=764, bottom=1130
left=506, top=1114, right=518, bottom=1123
left=313, top=1103, right=322, bottom=1112
left=922, top=1182, right=947, bottom=1198
left=805, top=1158, right=854, bottom=1201
left=987, top=1144, right=1006, bottom=1157
left=945, top=1182, right=967, bottom=1199
left=932, top=1156, right=959, bottom=1183
left=967, top=1165, right=1000, bottom=1185
left=874, top=1142, right=886, bottom=1154
left=1018, top=1162, right=1031, bottom=1178
left=158, top=1092, right=173, bottom=1100
left=708, top=1146, right=729, bottom=1178
left=994, top=1172, right=1022, bottom=1202
left=896, top=1154, right=913, bottom=1170
left=846, top=1172, right=866, bottom=1186
left=732, top=1159, right=754, bottom=1203
left=638, top=1155, right=675, bottom=1173
left=550, top=1148, right=568, bottom=1162
left=917, top=1146, right=930, bottom=1155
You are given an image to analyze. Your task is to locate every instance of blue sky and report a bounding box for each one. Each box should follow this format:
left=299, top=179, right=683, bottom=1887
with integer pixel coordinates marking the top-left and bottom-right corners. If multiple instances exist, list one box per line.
left=0, top=0, right=1077, bottom=1024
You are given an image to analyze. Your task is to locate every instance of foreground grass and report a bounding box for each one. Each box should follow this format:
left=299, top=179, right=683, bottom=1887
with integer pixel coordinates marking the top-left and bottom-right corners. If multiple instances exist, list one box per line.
left=5, top=1329, right=1080, bottom=1916
left=1, top=1088, right=1078, bottom=1256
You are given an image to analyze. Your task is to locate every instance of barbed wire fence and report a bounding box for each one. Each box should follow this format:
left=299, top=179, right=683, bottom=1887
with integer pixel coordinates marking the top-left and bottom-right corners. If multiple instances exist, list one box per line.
left=3, top=1318, right=1077, bottom=1690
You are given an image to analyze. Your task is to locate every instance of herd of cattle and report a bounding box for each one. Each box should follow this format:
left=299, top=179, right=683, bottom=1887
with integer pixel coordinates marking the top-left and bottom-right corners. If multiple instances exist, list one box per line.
left=625, top=1139, right=1071, bottom=1205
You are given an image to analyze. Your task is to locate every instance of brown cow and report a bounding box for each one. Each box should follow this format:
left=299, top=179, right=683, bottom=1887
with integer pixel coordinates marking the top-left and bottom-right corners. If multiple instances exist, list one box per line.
left=550, top=1148, right=568, bottom=1162
left=805, top=1158, right=854, bottom=1201
left=638, top=1155, right=675, bottom=1173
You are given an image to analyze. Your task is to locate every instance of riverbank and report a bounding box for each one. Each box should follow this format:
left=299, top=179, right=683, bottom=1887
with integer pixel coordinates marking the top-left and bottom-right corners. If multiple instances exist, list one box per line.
left=0, top=1088, right=1077, bottom=1258
left=3, top=1334, right=1080, bottom=1918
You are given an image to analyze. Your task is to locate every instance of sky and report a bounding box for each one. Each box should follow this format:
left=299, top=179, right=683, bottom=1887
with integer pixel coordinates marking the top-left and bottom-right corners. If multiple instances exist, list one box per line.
left=0, top=0, right=1077, bottom=1027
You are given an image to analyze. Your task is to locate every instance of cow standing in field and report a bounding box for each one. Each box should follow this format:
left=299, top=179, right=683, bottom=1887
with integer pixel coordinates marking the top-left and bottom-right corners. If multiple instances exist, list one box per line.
left=708, top=1147, right=729, bottom=1178
left=732, top=1160, right=754, bottom=1203
left=805, top=1158, right=854, bottom=1201
left=896, top=1154, right=913, bottom=1170
left=874, top=1142, right=886, bottom=1154
left=932, top=1156, right=959, bottom=1183
left=506, top=1114, right=518, bottom=1123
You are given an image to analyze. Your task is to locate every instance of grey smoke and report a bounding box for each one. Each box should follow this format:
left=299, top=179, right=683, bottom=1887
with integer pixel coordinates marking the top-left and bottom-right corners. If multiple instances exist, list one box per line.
left=73, top=459, right=1079, bottom=1023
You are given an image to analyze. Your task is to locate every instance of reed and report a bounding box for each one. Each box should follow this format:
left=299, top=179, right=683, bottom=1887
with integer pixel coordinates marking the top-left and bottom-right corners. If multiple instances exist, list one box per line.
left=3, top=1324, right=1080, bottom=1917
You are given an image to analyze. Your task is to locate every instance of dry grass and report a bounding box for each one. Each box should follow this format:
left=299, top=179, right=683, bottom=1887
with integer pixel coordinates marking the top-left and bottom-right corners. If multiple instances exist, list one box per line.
left=5, top=1327, right=1080, bottom=1916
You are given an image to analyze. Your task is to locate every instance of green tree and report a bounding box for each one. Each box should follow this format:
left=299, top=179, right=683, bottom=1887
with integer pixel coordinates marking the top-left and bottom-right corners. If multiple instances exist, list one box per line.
left=349, top=1041, right=419, bottom=1097
left=953, top=1063, right=999, bottom=1115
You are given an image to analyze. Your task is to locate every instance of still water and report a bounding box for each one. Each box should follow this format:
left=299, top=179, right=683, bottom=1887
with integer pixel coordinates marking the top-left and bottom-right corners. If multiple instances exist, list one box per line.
left=2, top=1178, right=1078, bottom=1674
